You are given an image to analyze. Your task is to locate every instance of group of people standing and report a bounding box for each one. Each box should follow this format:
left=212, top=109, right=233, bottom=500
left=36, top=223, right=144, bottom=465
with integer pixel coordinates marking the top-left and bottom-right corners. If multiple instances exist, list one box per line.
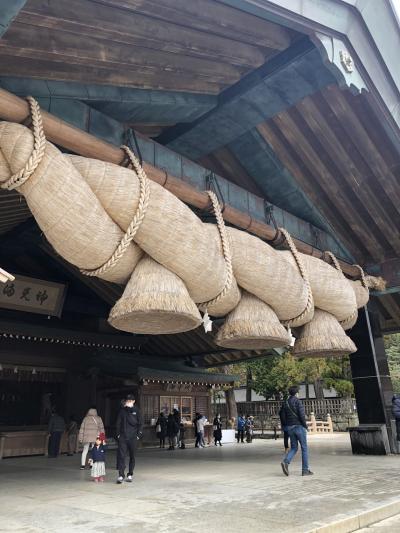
left=155, top=412, right=225, bottom=449
left=47, top=393, right=143, bottom=484
left=155, top=409, right=186, bottom=450
left=236, top=414, right=255, bottom=443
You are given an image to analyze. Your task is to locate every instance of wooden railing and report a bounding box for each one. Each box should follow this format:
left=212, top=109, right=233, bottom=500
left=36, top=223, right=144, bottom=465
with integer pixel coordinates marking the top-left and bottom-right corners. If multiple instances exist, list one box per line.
left=213, top=398, right=355, bottom=419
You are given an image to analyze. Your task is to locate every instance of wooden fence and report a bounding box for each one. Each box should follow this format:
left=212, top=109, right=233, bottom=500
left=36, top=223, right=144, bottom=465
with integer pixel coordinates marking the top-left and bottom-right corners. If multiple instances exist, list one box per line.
left=213, top=398, right=355, bottom=419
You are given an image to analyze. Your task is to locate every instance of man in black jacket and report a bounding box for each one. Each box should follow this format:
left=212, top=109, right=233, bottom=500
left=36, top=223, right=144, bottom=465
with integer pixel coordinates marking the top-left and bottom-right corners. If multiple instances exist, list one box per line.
left=280, top=386, right=313, bottom=477
left=116, top=394, right=143, bottom=484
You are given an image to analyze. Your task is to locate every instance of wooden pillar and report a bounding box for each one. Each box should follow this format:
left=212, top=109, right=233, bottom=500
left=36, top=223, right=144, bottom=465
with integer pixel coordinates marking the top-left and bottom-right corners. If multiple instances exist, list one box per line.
left=348, top=307, right=396, bottom=454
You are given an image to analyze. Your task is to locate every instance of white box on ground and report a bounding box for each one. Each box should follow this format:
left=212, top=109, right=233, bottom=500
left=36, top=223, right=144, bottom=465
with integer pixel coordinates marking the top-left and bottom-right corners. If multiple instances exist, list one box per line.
left=222, top=429, right=236, bottom=443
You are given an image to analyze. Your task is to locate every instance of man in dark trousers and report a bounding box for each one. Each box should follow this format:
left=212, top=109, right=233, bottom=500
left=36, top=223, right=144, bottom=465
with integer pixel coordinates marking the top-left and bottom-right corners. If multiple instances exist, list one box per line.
left=280, top=385, right=313, bottom=477
left=116, top=393, right=143, bottom=484
left=47, top=409, right=65, bottom=458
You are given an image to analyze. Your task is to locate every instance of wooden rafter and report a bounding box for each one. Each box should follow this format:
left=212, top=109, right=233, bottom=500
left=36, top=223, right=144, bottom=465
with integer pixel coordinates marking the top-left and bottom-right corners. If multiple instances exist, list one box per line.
left=270, top=109, right=385, bottom=261
left=294, top=96, right=400, bottom=256
left=257, top=121, right=365, bottom=261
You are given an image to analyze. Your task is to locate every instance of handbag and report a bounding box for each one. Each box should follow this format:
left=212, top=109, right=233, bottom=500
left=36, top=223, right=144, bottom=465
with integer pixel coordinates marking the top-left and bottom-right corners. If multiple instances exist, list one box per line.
left=156, top=424, right=161, bottom=433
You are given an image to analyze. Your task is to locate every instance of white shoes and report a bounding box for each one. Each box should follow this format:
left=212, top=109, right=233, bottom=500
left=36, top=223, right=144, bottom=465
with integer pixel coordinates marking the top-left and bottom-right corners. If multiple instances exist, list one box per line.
left=126, top=475, right=133, bottom=482
left=116, top=476, right=124, bottom=484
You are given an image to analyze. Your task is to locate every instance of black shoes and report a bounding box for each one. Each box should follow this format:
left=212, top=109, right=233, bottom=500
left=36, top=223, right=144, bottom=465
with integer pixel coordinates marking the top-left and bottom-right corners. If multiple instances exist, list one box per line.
left=281, top=462, right=289, bottom=476
left=302, top=470, right=314, bottom=476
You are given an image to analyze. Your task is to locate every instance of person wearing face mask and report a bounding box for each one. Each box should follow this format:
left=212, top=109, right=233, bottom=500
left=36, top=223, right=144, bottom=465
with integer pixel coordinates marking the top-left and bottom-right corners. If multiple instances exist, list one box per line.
left=115, top=394, right=143, bottom=484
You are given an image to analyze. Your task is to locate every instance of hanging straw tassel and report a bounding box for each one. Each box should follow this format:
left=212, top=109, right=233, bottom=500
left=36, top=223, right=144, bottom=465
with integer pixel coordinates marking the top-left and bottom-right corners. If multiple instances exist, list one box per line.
left=108, top=255, right=202, bottom=335
left=215, top=290, right=290, bottom=350
left=292, top=309, right=357, bottom=358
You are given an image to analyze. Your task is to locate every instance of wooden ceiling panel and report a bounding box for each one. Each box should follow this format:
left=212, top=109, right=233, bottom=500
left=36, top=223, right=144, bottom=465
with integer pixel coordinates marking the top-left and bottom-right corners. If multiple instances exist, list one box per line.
left=258, top=85, right=400, bottom=264
left=290, top=100, right=400, bottom=255
left=0, top=55, right=220, bottom=94
left=1, top=23, right=242, bottom=86
left=257, top=121, right=366, bottom=261
left=1, top=0, right=291, bottom=94
left=270, top=111, right=385, bottom=260
left=98, top=0, right=291, bottom=50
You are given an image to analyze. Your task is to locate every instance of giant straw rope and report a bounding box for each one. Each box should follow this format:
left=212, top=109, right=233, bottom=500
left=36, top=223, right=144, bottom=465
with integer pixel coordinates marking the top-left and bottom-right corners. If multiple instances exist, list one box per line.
left=0, top=97, right=375, bottom=347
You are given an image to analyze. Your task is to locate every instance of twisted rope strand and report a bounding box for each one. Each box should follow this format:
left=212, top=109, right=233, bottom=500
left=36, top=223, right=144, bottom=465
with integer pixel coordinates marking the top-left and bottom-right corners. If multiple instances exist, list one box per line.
left=1, top=96, right=46, bottom=191
left=352, top=264, right=368, bottom=290
left=198, top=190, right=233, bottom=311
left=324, top=251, right=342, bottom=274
left=80, top=145, right=150, bottom=277
left=324, top=250, right=358, bottom=329
left=279, top=228, right=314, bottom=328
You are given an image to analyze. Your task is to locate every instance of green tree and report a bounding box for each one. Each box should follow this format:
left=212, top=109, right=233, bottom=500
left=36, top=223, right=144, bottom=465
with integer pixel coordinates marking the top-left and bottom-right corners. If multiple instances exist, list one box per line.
left=384, top=333, right=400, bottom=393
left=249, top=352, right=305, bottom=399
left=246, top=353, right=354, bottom=399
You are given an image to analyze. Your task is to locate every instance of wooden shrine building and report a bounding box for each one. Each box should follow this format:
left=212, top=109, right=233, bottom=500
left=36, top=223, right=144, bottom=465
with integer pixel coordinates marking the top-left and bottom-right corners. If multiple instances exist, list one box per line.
left=0, top=0, right=399, bottom=455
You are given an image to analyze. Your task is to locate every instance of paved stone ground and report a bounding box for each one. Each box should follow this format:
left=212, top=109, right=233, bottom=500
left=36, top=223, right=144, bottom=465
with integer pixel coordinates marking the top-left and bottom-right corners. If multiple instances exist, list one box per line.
left=0, top=434, right=400, bottom=533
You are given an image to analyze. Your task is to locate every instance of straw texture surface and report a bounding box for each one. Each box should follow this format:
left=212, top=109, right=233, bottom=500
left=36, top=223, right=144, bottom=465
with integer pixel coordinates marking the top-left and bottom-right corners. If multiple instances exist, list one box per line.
left=350, top=280, right=370, bottom=309
left=293, top=309, right=357, bottom=358
left=227, top=227, right=310, bottom=323
left=0, top=123, right=140, bottom=283
left=215, top=290, right=290, bottom=350
left=202, top=223, right=241, bottom=316
left=281, top=251, right=357, bottom=322
left=71, top=156, right=226, bottom=303
left=108, top=255, right=202, bottom=334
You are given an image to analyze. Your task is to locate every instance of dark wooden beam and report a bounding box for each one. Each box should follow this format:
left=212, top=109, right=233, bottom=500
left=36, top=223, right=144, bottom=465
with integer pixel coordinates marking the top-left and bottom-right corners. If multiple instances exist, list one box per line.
left=158, top=38, right=336, bottom=156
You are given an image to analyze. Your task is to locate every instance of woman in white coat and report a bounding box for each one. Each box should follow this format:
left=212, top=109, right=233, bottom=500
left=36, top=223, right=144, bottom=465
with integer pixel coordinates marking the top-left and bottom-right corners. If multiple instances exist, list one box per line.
left=78, top=406, right=105, bottom=469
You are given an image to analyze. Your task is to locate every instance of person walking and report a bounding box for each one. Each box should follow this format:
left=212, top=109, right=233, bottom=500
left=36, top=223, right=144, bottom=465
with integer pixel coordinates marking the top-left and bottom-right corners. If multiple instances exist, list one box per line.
left=196, top=414, right=207, bottom=448
left=167, top=413, right=179, bottom=450
left=280, top=386, right=313, bottom=477
left=66, top=415, right=78, bottom=456
left=237, top=415, right=246, bottom=443
left=47, top=409, right=65, bottom=458
left=88, top=432, right=107, bottom=483
left=78, top=406, right=105, bottom=470
left=392, top=395, right=400, bottom=441
left=156, top=412, right=167, bottom=448
left=116, top=394, right=143, bottom=484
left=213, top=414, right=223, bottom=446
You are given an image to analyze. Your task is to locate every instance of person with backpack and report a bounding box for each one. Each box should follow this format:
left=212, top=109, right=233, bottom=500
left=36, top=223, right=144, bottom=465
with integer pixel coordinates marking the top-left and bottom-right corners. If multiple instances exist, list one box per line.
left=237, top=415, right=246, bottom=443
left=279, top=385, right=313, bottom=477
